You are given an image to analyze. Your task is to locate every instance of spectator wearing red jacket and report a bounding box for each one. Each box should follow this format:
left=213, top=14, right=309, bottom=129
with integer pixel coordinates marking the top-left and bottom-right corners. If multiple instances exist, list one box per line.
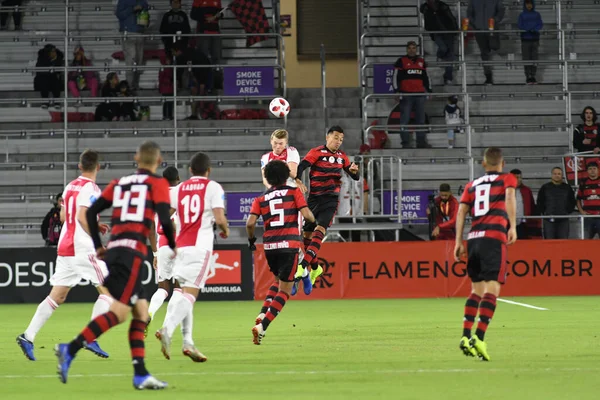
left=429, top=183, right=458, bottom=240
left=511, top=168, right=540, bottom=239
left=159, top=56, right=174, bottom=120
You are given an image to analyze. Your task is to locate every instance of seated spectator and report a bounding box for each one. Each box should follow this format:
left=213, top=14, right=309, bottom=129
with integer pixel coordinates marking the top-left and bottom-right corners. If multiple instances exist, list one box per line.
left=191, top=0, right=223, bottom=64
left=95, top=72, right=120, bottom=121
left=34, top=44, right=64, bottom=109
left=41, top=193, right=63, bottom=246
left=573, top=106, right=600, bottom=154
left=172, top=42, right=212, bottom=120
left=160, top=0, right=191, bottom=56
left=0, top=0, right=22, bottom=30
left=117, top=80, right=138, bottom=121
left=518, top=0, right=543, bottom=84
left=67, top=46, right=99, bottom=98
left=159, top=56, right=175, bottom=120
left=420, top=0, right=458, bottom=85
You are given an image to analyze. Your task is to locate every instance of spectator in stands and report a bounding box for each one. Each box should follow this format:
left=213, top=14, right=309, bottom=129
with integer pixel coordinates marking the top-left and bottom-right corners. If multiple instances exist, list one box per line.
left=444, top=95, right=462, bottom=148
left=420, top=0, right=458, bottom=85
left=159, top=56, right=175, bottom=120
left=518, top=0, right=543, bottom=85
left=34, top=44, right=64, bottom=109
left=160, top=0, right=191, bottom=56
left=394, top=41, right=431, bottom=149
left=573, top=106, right=600, bottom=153
left=0, top=0, right=22, bottom=30
left=577, top=162, right=600, bottom=239
left=467, top=0, right=505, bottom=85
left=95, top=72, right=120, bottom=121
left=510, top=168, right=538, bottom=239
left=428, top=183, right=458, bottom=240
left=537, top=167, right=576, bottom=239
left=172, top=42, right=212, bottom=120
left=116, top=0, right=149, bottom=91
left=67, top=46, right=99, bottom=99
left=41, top=193, right=63, bottom=247
left=117, top=80, right=137, bottom=121
left=191, top=0, right=223, bottom=64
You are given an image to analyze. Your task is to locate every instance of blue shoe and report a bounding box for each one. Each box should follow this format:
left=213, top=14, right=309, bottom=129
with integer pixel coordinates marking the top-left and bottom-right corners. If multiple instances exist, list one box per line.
left=291, top=280, right=299, bottom=296
left=85, top=341, right=109, bottom=358
left=55, top=343, right=74, bottom=384
left=302, top=274, right=313, bottom=295
left=16, top=334, right=36, bottom=361
left=133, top=374, right=168, bottom=390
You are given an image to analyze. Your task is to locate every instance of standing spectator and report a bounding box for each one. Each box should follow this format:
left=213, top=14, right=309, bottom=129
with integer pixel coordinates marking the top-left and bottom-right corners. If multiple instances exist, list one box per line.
left=537, top=167, right=576, bottom=239
left=573, top=106, right=600, bottom=154
left=41, top=193, right=63, bottom=246
left=67, top=46, right=99, bottom=99
left=34, top=44, right=64, bottom=109
left=510, top=169, right=538, bottom=239
left=428, top=183, right=458, bottom=240
left=172, top=43, right=212, bottom=120
left=420, top=0, right=458, bottom=85
left=191, top=0, right=223, bottom=64
left=0, top=0, right=22, bottom=30
left=159, top=56, right=175, bottom=120
left=160, top=0, right=191, bottom=56
left=467, top=0, right=505, bottom=85
left=116, top=0, right=149, bottom=91
left=394, top=41, right=431, bottom=149
left=95, top=72, right=120, bottom=121
left=518, top=0, right=543, bottom=84
left=577, top=162, right=600, bottom=238
left=444, top=95, right=462, bottom=148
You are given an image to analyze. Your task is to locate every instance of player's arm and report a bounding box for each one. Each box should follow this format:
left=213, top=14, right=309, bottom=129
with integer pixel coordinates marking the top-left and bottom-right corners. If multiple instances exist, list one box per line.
left=505, top=187, right=518, bottom=244
left=86, top=182, right=115, bottom=250
left=76, top=206, right=91, bottom=234
left=342, top=154, right=360, bottom=181
left=149, top=220, right=158, bottom=253
left=246, top=213, right=258, bottom=240
left=287, top=147, right=300, bottom=181
left=213, top=207, right=229, bottom=238
left=454, top=203, right=470, bottom=246
left=246, top=197, right=261, bottom=249
left=294, top=187, right=315, bottom=223
left=60, top=205, right=66, bottom=223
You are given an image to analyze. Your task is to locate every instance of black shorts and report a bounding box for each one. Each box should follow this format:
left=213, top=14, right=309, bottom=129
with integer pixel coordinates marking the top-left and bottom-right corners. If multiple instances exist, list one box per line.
left=303, top=195, right=339, bottom=232
left=265, top=250, right=299, bottom=282
left=103, top=249, right=147, bottom=307
left=466, top=238, right=507, bottom=284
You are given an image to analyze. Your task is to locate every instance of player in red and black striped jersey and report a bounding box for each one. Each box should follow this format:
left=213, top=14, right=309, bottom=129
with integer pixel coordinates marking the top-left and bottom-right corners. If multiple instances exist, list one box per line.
left=576, top=161, right=600, bottom=238
left=246, top=160, right=315, bottom=344
left=293, top=126, right=359, bottom=291
left=55, top=141, right=174, bottom=390
left=454, top=147, right=517, bottom=362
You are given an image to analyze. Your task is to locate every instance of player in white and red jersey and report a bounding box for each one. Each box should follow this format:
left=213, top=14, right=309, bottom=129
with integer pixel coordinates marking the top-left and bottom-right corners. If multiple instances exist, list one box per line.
left=156, top=152, right=229, bottom=362
left=17, top=150, right=113, bottom=361
left=260, top=129, right=300, bottom=188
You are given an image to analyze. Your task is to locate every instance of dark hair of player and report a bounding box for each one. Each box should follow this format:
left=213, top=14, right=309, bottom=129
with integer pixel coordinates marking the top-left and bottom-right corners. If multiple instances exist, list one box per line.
left=510, top=169, right=522, bottom=175
left=327, top=125, right=344, bottom=135
left=79, top=149, right=99, bottom=172
left=162, top=166, right=179, bottom=185
left=137, top=141, right=161, bottom=165
left=264, top=160, right=290, bottom=187
left=483, top=147, right=503, bottom=167
left=190, top=152, right=211, bottom=176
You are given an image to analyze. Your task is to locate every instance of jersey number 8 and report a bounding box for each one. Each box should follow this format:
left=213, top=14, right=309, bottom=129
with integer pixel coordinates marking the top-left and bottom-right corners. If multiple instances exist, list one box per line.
left=474, top=184, right=491, bottom=217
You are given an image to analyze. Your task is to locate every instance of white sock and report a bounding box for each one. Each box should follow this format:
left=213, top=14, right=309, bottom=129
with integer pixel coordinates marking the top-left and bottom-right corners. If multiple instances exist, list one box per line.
left=163, top=292, right=195, bottom=338
left=302, top=267, right=309, bottom=278
left=24, top=296, right=58, bottom=342
left=163, top=288, right=183, bottom=325
left=148, top=288, right=169, bottom=317
left=181, top=308, right=194, bottom=346
left=90, top=294, right=114, bottom=320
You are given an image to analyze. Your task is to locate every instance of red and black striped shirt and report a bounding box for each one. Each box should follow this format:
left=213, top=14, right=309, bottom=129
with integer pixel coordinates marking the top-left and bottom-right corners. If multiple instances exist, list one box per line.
left=460, top=172, right=518, bottom=244
left=577, top=177, right=600, bottom=215
left=250, top=185, right=307, bottom=252
left=300, top=145, right=358, bottom=197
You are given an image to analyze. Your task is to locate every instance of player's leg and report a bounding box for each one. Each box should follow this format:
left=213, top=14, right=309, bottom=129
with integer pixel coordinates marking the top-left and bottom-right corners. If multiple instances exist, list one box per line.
left=301, top=198, right=337, bottom=285
left=148, top=246, right=175, bottom=321
left=460, top=241, right=481, bottom=357
left=257, top=278, right=279, bottom=324
left=84, top=254, right=113, bottom=358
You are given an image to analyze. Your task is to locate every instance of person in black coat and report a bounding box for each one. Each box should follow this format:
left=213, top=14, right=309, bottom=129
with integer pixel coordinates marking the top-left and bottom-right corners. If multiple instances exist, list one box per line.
left=420, top=0, right=458, bottom=85
left=159, top=0, right=191, bottom=55
left=33, top=44, right=64, bottom=108
left=95, top=72, right=121, bottom=121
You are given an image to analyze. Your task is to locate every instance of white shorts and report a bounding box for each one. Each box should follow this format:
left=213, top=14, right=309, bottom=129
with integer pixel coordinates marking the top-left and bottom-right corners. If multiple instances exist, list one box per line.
left=173, top=247, right=212, bottom=289
left=50, top=254, right=108, bottom=288
left=156, top=246, right=176, bottom=281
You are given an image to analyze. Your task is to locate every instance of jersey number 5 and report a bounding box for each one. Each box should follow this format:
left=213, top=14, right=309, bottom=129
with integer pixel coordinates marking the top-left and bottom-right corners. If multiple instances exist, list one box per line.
left=269, top=199, right=284, bottom=227
left=474, top=184, right=491, bottom=217
left=113, top=185, right=148, bottom=222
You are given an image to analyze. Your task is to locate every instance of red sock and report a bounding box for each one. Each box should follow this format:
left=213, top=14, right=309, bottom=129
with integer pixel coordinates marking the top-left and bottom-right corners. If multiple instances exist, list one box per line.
left=261, top=291, right=290, bottom=330
left=69, top=311, right=119, bottom=356
left=462, top=293, right=481, bottom=337
left=129, top=319, right=149, bottom=376
left=303, top=236, right=311, bottom=251
left=475, top=293, right=497, bottom=341
left=303, top=230, right=325, bottom=266
left=260, top=281, right=280, bottom=314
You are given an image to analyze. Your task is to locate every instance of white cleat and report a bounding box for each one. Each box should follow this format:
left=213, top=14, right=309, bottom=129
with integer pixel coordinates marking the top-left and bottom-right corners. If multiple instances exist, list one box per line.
left=133, top=374, right=168, bottom=390
left=182, top=345, right=207, bottom=363
left=252, top=324, right=265, bottom=345
left=255, top=313, right=266, bottom=325
left=155, top=328, right=171, bottom=360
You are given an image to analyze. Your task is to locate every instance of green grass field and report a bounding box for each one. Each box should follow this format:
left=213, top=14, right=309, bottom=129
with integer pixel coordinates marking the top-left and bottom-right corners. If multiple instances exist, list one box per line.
left=0, top=297, right=599, bottom=399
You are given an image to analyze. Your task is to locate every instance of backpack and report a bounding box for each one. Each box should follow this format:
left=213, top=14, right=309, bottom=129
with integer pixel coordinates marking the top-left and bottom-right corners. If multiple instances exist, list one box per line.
left=47, top=211, right=62, bottom=245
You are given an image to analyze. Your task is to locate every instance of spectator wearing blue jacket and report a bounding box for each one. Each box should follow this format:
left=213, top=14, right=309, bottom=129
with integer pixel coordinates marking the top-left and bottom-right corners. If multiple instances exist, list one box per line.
left=116, top=0, right=149, bottom=90
left=518, top=0, right=543, bottom=84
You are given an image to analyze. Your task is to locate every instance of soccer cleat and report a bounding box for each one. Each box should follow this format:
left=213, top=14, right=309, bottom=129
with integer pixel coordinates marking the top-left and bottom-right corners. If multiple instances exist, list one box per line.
left=133, top=374, right=168, bottom=390
left=16, top=334, right=36, bottom=361
left=255, top=312, right=265, bottom=325
left=55, top=343, right=74, bottom=384
left=469, top=336, right=491, bottom=361
left=302, top=273, right=313, bottom=295
left=252, top=324, right=265, bottom=345
left=291, top=280, right=299, bottom=296
left=144, top=313, right=152, bottom=338
left=155, top=328, right=171, bottom=360
left=84, top=341, right=109, bottom=358
left=182, top=345, right=208, bottom=363
left=294, top=264, right=305, bottom=280
left=309, top=265, right=324, bottom=285
left=459, top=336, right=477, bottom=357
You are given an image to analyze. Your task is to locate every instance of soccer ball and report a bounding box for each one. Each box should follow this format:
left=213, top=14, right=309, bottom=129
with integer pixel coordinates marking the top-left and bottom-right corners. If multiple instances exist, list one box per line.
left=269, top=97, right=290, bottom=118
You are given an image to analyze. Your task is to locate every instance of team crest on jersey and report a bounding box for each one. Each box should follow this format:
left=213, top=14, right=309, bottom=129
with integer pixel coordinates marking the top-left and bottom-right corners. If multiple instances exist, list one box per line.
left=337, top=157, right=343, bottom=164
left=594, top=130, right=598, bottom=134
left=418, top=62, right=423, bottom=67
left=329, top=156, right=335, bottom=163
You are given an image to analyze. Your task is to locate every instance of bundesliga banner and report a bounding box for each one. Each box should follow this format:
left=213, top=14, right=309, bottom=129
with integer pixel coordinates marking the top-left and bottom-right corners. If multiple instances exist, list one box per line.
left=253, top=241, right=599, bottom=300
left=0, top=245, right=253, bottom=304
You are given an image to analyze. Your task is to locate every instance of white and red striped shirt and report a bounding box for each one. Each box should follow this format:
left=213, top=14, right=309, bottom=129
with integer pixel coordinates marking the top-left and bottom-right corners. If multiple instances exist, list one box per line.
left=155, top=184, right=181, bottom=248
left=260, top=146, right=300, bottom=187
